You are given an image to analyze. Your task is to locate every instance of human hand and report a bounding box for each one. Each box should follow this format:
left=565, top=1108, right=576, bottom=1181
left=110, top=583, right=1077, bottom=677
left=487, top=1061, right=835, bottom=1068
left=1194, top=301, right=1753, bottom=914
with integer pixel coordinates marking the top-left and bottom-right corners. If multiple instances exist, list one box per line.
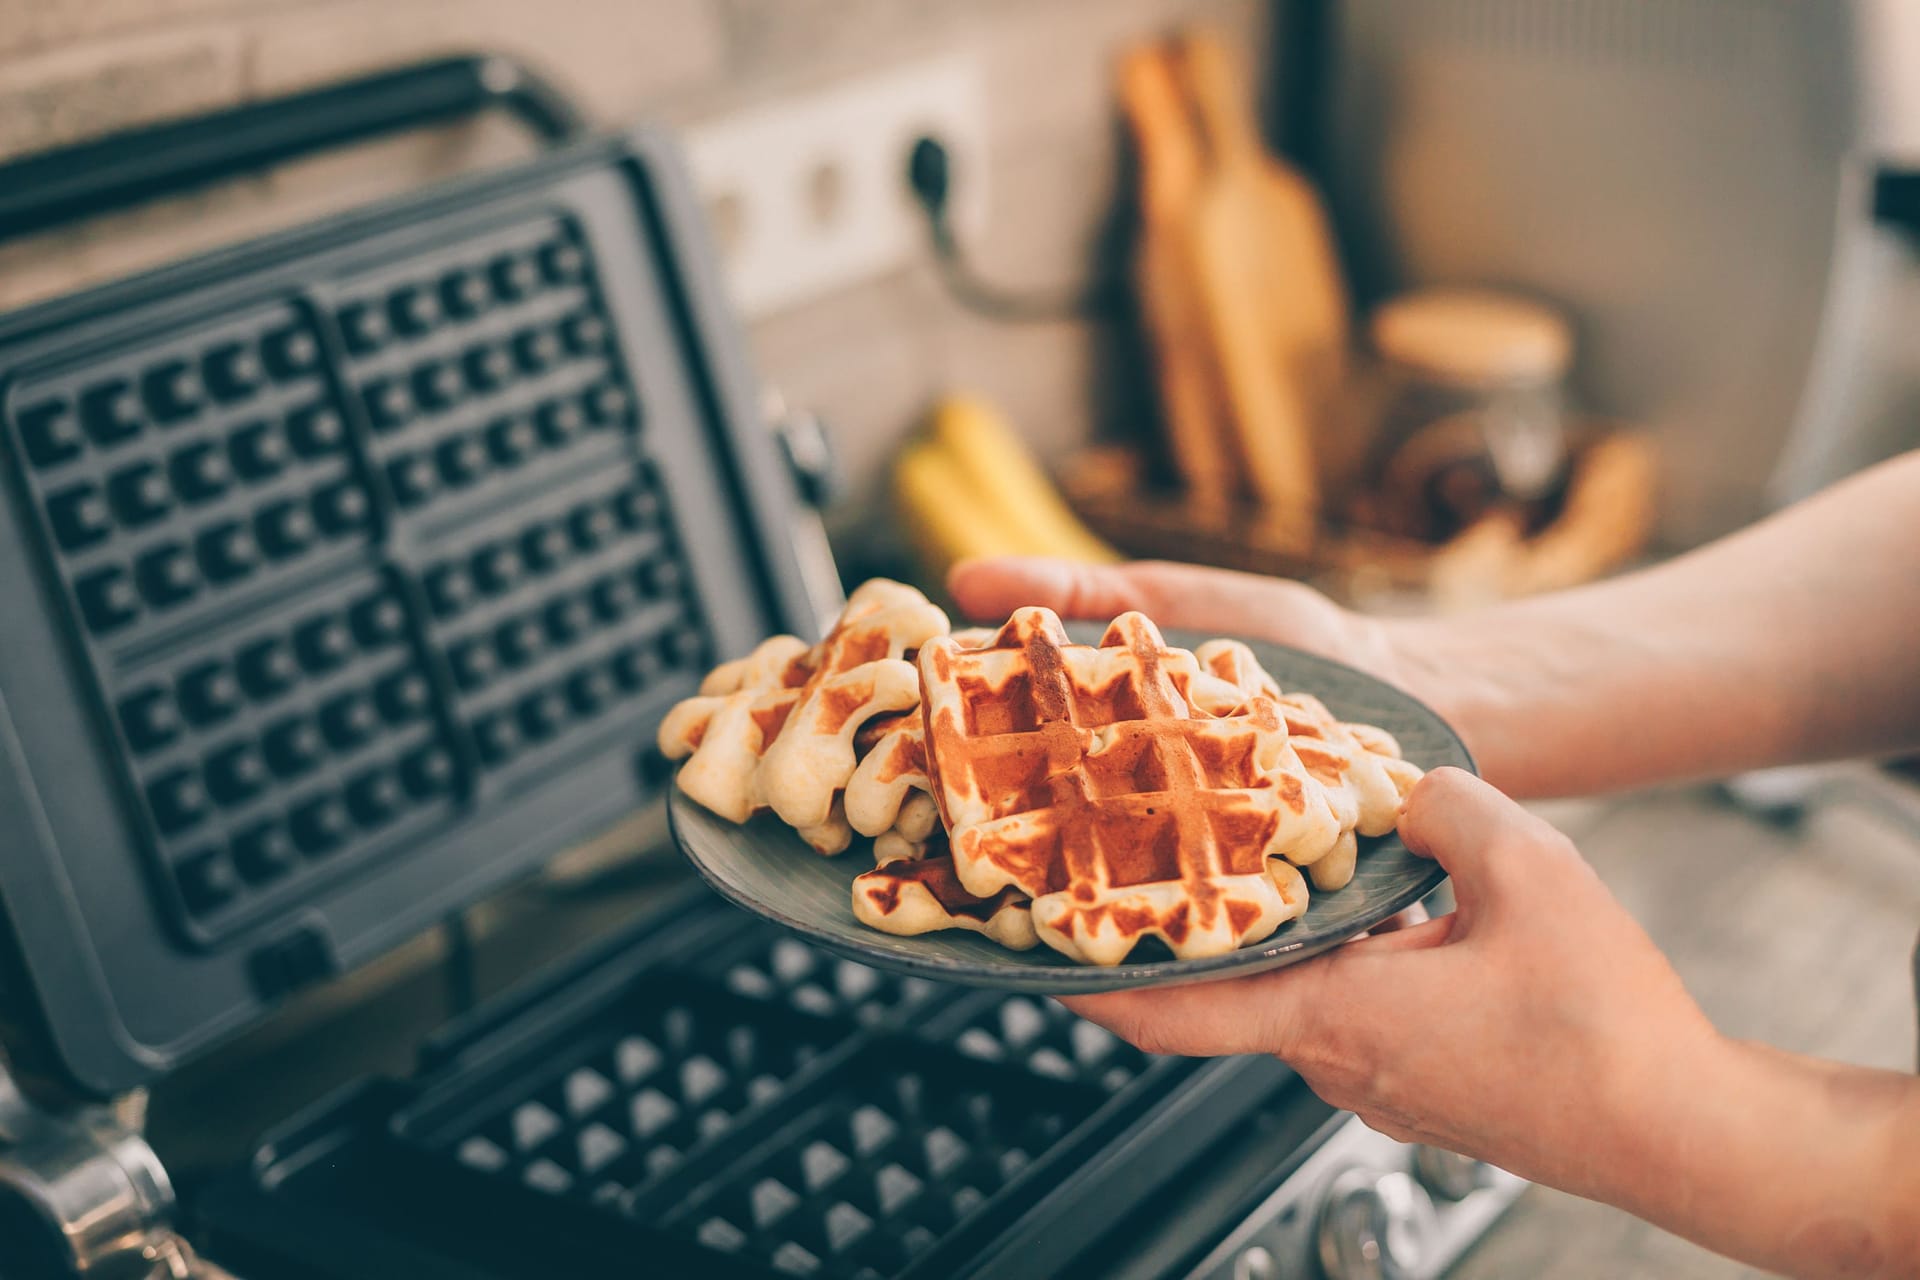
left=1055, top=767, right=1722, bottom=1201
left=947, top=556, right=1410, bottom=689
left=946, top=555, right=1561, bottom=796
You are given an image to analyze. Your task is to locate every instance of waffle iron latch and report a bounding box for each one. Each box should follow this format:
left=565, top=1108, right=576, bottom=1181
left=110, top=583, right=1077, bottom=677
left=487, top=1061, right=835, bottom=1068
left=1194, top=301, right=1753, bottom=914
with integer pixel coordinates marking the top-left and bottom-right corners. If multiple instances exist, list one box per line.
left=0, top=1062, right=237, bottom=1279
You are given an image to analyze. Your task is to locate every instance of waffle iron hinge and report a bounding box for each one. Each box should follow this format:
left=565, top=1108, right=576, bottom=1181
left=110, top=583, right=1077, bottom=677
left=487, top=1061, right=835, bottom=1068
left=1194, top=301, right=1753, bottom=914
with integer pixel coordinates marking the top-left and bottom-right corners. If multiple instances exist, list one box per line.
left=0, top=1061, right=237, bottom=1280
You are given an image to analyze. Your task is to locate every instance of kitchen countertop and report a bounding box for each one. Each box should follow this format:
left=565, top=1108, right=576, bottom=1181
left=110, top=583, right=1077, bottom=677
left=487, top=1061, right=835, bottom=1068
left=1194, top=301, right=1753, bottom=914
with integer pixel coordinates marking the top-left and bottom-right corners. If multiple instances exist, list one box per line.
left=146, top=778, right=1920, bottom=1278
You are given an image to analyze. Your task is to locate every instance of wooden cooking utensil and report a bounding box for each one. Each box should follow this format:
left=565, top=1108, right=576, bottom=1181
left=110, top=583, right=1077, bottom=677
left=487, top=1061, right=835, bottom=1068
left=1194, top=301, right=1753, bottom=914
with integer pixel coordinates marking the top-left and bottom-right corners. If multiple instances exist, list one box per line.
left=1117, top=43, right=1234, bottom=507
left=1177, top=29, right=1350, bottom=515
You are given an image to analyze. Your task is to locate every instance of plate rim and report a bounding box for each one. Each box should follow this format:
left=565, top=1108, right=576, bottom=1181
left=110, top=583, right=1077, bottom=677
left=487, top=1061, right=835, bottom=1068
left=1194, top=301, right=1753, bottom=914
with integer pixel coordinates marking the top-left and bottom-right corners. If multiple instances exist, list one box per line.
left=667, top=629, right=1473, bottom=994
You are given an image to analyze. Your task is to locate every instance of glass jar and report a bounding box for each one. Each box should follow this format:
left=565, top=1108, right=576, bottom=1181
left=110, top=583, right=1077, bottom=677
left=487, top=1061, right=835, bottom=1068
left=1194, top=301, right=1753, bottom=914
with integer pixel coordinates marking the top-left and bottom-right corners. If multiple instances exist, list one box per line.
left=1356, top=289, right=1573, bottom=542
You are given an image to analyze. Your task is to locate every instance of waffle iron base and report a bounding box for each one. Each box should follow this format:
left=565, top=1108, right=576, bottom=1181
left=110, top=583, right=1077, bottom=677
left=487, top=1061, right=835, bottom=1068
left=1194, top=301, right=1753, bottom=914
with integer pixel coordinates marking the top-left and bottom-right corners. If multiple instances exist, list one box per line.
left=193, top=891, right=1298, bottom=1280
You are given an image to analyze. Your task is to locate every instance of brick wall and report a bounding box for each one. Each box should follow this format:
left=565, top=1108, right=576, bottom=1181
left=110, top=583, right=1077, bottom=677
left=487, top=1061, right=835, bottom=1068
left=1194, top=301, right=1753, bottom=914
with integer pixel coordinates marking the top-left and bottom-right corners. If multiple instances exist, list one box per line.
left=0, top=0, right=1269, bottom=551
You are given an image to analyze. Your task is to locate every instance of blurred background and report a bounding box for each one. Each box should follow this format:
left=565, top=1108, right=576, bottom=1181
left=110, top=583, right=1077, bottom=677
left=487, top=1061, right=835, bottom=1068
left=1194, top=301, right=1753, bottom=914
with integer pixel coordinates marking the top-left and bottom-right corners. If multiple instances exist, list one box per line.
left=2, top=2, right=1918, bottom=1277
left=5, top=0, right=1917, bottom=605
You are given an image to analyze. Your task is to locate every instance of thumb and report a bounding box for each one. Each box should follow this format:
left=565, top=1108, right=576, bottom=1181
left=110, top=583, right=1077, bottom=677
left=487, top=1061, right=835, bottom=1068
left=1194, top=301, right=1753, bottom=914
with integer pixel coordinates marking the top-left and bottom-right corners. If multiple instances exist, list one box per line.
left=1397, top=767, right=1575, bottom=902
left=947, top=557, right=1149, bottom=623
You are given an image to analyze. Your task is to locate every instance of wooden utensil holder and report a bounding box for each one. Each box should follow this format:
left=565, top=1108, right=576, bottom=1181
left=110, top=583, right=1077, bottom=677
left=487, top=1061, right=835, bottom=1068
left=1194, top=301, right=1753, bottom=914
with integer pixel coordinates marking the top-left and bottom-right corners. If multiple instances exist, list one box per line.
left=1063, top=428, right=1658, bottom=611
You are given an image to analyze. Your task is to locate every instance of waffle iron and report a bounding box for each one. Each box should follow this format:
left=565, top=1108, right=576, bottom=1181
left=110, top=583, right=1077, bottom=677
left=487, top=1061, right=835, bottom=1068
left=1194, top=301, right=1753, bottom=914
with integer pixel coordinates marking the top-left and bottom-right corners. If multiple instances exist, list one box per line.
left=0, top=57, right=1299, bottom=1280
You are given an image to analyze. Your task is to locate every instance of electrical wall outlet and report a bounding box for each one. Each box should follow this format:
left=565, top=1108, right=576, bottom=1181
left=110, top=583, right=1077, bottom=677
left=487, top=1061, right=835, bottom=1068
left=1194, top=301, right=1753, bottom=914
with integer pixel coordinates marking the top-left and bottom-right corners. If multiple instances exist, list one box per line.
left=683, top=55, right=989, bottom=320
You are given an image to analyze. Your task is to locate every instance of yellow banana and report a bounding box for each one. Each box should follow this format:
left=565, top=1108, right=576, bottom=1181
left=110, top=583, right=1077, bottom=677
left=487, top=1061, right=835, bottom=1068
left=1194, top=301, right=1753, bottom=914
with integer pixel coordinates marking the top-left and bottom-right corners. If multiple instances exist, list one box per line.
left=894, top=440, right=1028, bottom=578
left=927, top=396, right=1121, bottom=564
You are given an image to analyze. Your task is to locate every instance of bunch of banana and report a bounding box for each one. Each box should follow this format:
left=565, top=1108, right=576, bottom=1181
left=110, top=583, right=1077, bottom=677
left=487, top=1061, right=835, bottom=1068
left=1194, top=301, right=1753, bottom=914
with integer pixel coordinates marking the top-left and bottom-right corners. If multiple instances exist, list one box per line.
left=894, top=395, right=1120, bottom=581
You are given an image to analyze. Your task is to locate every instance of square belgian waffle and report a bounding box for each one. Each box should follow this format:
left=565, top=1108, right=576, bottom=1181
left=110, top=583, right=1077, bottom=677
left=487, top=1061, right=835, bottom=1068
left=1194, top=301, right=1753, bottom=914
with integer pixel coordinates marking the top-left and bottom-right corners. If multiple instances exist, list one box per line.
left=919, top=608, right=1312, bottom=965
left=376, top=924, right=1184, bottom=1280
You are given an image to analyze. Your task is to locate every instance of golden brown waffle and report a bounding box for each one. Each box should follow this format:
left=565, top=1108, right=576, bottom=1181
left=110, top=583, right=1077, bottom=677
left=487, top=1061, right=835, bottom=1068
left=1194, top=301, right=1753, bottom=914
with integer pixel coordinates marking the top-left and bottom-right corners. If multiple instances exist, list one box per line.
left=845, top=646, right=1039, bottom=942
left=1186, top=637, right=1423, bottom=890
left=850, top=855, right=1038, bottom=950
left=843, top=625, right=997, bottom=862
left=667, top=584, right=1423, bottom=960
left=1274, top=691, right=1423, bottom=889
left=918, top=607, right=1324, bottom=965
left=658, top=580, right=948, bottom=853
left=873, top=792, right=943, bottom=866
left=845, top=715, right=932, bottom=845
left=848, top=711, right=940, bottom=862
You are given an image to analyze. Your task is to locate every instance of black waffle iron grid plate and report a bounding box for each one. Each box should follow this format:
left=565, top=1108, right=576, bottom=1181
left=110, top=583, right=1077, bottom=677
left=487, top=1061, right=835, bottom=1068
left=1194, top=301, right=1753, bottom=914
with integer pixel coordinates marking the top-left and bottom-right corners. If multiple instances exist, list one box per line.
left=7, top=211, right=691, bottom=946
left=378, top=922, right=1187, bottom=1280
left=0, top=66, right=814, bottom=1096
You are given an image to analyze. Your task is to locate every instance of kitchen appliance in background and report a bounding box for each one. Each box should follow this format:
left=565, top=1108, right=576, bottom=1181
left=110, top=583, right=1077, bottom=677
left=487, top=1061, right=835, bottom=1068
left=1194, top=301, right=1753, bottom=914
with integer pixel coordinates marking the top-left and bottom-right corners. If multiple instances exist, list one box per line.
left=1314, top=0, right=1920, bottom=549
left=0, top=56, right=1521, bottom=1280
left=0, top=57, right=823, bottom=1100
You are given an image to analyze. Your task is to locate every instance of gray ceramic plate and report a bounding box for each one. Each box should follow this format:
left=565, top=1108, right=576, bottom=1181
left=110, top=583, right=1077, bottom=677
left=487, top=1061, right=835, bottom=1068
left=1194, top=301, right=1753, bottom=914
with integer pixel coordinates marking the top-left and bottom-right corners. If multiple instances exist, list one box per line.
left=669, top=626, right=1471, bottom=994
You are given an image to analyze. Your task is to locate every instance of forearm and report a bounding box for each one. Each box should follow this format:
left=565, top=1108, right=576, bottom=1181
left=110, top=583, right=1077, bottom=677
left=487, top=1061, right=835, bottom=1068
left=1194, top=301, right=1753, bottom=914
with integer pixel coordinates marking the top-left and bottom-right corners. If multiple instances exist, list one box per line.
left=1591, top=1035, right=1920, bottom=1279
left=1394, top=451, right=1920, bottom=797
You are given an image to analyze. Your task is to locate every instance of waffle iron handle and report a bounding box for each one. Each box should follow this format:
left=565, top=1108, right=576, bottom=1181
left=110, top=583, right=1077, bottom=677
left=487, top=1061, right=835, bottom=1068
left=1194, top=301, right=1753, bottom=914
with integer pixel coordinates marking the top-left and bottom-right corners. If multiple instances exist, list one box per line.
left=0, top=54, right=586, bottom=244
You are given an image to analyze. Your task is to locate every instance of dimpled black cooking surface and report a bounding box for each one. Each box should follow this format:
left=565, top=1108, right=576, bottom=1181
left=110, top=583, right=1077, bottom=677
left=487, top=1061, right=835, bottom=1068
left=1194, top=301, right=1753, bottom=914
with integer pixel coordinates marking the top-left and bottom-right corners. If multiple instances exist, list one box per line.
left=392, top=978, right=844, bottom=1213
left=10, top=214, right=686, bottom=943
left=375, top=923, right=1190, bottom=1280
left=657, top=1043, right=1097, bottom=1280
left=701, top=929, right=947, bottom=1026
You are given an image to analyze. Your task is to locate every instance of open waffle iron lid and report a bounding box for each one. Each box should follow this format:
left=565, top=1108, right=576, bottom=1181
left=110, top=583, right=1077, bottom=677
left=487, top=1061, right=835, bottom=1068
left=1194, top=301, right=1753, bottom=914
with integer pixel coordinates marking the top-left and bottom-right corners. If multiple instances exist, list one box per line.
left=0, top=57, right=819, bottom=1098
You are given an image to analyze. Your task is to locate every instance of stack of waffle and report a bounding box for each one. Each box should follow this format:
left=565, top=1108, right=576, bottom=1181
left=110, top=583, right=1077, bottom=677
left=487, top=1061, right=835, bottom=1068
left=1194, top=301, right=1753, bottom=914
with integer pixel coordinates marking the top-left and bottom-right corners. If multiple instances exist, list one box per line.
left=660, top=581, right=1422, bottom=967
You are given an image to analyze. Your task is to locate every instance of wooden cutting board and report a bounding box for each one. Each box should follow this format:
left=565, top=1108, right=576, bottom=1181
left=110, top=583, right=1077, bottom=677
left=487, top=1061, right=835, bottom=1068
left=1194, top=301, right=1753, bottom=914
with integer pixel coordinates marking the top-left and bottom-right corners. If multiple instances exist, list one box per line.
left=1178, top=29, right=1350, bottom=515
left=1117, top=44, right=1234, bottom=507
